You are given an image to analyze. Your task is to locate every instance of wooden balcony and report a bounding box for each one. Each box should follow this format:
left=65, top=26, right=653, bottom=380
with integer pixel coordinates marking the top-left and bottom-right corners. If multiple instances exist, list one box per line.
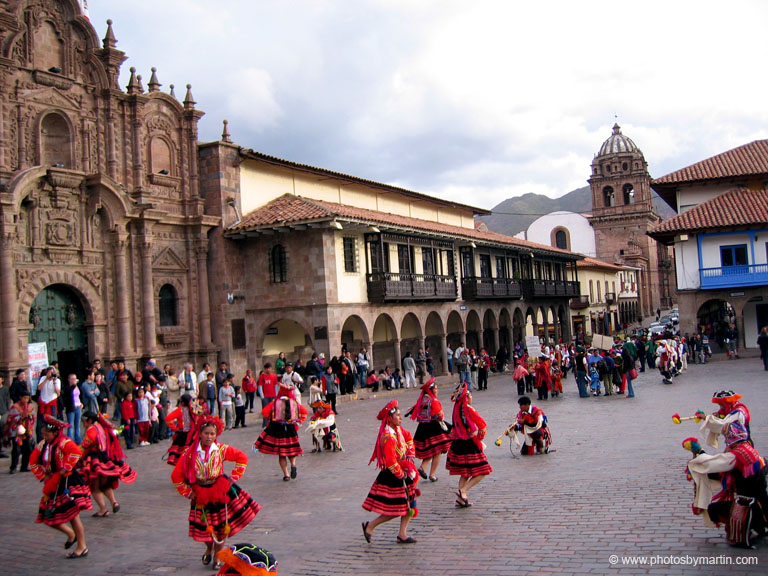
left=570, top=295, right=590, bottom=310
left=461, top=277, right=522, bottom=300
left=366, top=272, right=458, bottom=302
left=521, top=279, right=581, bottom=299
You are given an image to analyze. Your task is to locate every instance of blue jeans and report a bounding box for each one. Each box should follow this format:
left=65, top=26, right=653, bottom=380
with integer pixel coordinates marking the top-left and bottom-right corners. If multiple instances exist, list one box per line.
left=460, top=369, right=471, bottom=385
left=206, top=398, right=215, bottom=415
left=576, top=371, right=588, bottom=398
left=448, top=358, right=453, bottom=374
left=626, top=375, right=635, bottom=398
left=67, top=405, right=82, bottom=444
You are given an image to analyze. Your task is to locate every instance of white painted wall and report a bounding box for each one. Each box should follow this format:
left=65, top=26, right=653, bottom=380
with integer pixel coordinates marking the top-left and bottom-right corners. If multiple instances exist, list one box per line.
left=677, top=184, right=734, bottom=213
left=521, top=211, right=596, bottom=257
left=674, top=238, right=701, bottom=290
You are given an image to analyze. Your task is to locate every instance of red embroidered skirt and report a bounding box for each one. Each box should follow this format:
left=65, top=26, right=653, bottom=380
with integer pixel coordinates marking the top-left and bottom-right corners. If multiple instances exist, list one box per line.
left=80, top=451, right=137, bottom=490
left=167, top=430, right=192, bottom=466
left=446, top=438, right=493, bottom=478
left=413, top=420, right=452, bottom=459
left=36, top=470, right=93, bottom=526
left=254, top=422, right=303, bottom=457
left=362, top=468, right=420, bottom=516
left=188, top=476, right=261, bottom=543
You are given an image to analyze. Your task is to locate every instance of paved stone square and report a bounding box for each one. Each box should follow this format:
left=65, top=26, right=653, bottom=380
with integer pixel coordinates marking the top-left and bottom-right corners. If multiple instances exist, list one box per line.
left=1, top=358, right=767, bottom=576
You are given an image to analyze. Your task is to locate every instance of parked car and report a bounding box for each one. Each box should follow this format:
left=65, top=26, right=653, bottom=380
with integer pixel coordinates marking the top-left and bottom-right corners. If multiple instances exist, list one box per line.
left=649, top=324, right=666, bottom=337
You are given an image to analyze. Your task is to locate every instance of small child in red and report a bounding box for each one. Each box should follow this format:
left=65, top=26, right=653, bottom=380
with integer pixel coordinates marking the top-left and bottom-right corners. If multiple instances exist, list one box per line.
left=120, top=391, right=137, bottom=449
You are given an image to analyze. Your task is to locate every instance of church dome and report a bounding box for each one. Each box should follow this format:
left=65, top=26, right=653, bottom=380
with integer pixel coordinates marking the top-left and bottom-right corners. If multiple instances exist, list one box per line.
left=596, top=123, right=641, bottom=157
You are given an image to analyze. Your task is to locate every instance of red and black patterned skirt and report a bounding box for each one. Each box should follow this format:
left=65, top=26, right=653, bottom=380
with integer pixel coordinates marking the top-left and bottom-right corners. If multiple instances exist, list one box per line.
left=254, top=422, right=303, bottom=457
left=362, top=468, right=420, bottom=517
left=446, top=438, right=493, bottom=478
left=167, top=430, right=192, bottom=466
left=188, top=476, right=261, bottom=543
left=80, top=451, right=137, bottom=490
left=36, top=470, right=93, bottom=526
left=413, top=420, right=452, bottom=459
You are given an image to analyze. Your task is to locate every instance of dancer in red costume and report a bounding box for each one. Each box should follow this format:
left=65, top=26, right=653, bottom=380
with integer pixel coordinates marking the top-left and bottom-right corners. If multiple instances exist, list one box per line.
left=406, top=377, right=451, bottom=482
left=253, top=383, right=308, bottom=481
left=79, top=411, right=137, bottom=517
left=172, top=415, right=261, bottom=569
left=362, top=399, right=420, bottom=544
left=166, top=393, right=204, bottom=466
left=30, top=414, right=91, bottom=558
left=446, top=383, right=492, bottom=507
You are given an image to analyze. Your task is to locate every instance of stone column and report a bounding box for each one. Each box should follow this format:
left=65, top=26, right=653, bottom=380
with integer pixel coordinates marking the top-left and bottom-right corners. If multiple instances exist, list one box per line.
left=196, top=242, right=213, bottom=346
left=393, top=339, right=402, bottom=374
left=439, top=333, right=448, bottom=375
left=112, top=231, right=132, bottom=356
left=140, top=239, right=156, bottom=354
left=0, top=231, right=19, bottom=366
left=492, top=327, right=499, bottom=353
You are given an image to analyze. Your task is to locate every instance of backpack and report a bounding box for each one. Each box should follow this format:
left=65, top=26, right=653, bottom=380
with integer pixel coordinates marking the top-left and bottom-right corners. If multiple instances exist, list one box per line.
left=596, top=360, right=607, bottom=377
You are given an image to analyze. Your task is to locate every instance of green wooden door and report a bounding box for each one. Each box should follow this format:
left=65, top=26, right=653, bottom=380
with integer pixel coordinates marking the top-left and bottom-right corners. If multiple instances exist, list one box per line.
left=28, top=284, right=88, bottom=375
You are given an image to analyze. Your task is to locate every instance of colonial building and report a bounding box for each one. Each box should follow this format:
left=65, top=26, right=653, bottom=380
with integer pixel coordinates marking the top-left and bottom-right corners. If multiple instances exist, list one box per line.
left=569, top=257, right=638, bottom=341
left=0, top=0, right=583, bottom=380
left=0, top=1, right=218, bottom=379
left=649, top=140, right=768, bottom=351
left=588, top=124, right=675, bottom=315
left=200, top=145, right=582, bottom=375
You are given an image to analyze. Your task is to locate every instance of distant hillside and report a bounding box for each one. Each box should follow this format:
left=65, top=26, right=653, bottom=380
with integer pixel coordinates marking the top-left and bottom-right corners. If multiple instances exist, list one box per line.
left=478, top=186, right=677, bottom=237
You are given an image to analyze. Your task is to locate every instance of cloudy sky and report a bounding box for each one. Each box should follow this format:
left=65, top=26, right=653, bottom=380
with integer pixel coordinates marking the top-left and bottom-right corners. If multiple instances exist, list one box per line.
left=84, top=0, right=768, bottom=209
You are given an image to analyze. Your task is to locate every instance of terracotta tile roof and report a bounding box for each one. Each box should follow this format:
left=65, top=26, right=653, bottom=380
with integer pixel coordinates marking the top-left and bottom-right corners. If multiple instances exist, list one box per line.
left=653, top=140, right=768, bottom=186
left=239, top=148, right=491, bottom=215
left=648, top=187, right=768, bottom=241
left=576, top=257, right=624, bottom=271
left=228, top=194, right=580, bottom=260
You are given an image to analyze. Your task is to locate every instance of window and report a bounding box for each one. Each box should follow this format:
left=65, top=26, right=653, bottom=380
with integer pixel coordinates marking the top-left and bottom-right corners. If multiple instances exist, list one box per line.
left=158, top=284, right=178, bottom=327
left=422, top=248, right=435, bottom=276
left=623, top=184, right=635, bottom=205
left=343, top=237, right=357, bottom=273
left=150, top=137, right=172, bottom=174
left=597, top=281, right=602, bottom=302
left=603, top=186, right=615, bottom=207
left=41, top=113, right=72, bottom=168
left=555, top=229, right=568, bottom=250
left=271, top=244, right=287, bottom=283
left=479, top=254, right=491, bottom=278
left=231, top=319, right=246, bottom=350
left=495, top=256, right=506, bottom=278
left=461, top=250, right=474, bottom=278
left=589, top=280, right=594, bottom=303
left=720, top=244, right=748, bottom=271
left=397, top=244, right=412, bottom=274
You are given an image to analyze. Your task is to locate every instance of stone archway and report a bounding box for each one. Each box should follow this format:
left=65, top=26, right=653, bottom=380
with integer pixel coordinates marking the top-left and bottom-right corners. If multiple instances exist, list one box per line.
left=372, top=314, right=399, bottom=372
left=262, top=318, right=313, bottom=366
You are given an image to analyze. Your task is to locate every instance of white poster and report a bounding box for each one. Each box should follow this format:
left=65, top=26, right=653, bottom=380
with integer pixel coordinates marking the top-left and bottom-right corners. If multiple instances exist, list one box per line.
left=525, top=335, right=542, bottom=358
left=28, top=342, right=49, bottom=395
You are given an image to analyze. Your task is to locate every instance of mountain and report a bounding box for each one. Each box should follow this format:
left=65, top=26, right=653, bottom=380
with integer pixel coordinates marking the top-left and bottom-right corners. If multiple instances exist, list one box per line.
left=478, top=186, right=677, bottom=237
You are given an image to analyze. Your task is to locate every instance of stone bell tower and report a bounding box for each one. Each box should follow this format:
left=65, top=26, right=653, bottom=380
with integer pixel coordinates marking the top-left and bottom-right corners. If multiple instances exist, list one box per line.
left=588, top=124, right=673, bottom=316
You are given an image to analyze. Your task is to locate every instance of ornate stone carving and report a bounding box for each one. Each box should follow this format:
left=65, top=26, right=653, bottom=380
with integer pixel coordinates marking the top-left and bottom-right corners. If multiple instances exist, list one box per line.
left=78, top=269, right=103, bottom=295
left=153, top=246, right=188, bottom=271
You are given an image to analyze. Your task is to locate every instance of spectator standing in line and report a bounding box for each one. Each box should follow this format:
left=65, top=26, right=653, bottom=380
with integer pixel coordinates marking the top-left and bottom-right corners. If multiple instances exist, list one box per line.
left=242, top=369, right=257, bottom=413
left=10, top=368, right=30, bottom=404
left=306, top=353, right=324, bottom=380
left=6, top=389, right=35, bottom=471
left=81, top=371, right=99, bottom=414
left=61, top=373, right=83, bottom=444
left=416, top=347, right=427, bottom=385
left=275, top=353, right=287, bottom=377
left=219, top=374, right=236, bottom=429
left=197, top=363, right=211, bottom=390
left=402, top=352, right=417, bottom=389
left=357, top=347, right=371, bottom=390
left=120, top=391, right=136, bottom=449
left=758, top=326, right=768, bottom=371
left=135, top=387, right=151, bottom=446
left=113, top=370, right=132, bottom=423
left=35, top=366, right=60, bottom=442
left=233, top=386, right=247, bottom=428
left=106, top=361, right=119, bottom=397
left=257, top=363, right=279, bottom=428
left=446, top=344, right=454, bottom=375
left=0, top=374, right=9, bottom=458
left=215, top=362, right=230, bottom=413
left=321, top=364, right=340, bottom=415
left=203, top=372, right=217, bottom=415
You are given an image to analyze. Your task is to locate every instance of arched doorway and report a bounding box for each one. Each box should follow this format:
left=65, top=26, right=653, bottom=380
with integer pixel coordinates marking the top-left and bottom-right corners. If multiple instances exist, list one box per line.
left=696, top=299, right=736, bottom=353
left=28, top=284, right=88, bottom=380
left=262, top=319, right=313, bottom=365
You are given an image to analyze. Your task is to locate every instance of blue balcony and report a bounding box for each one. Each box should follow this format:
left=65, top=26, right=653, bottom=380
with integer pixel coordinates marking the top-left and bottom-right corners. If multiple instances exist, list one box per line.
left=700, top=264, right=768, bottom=289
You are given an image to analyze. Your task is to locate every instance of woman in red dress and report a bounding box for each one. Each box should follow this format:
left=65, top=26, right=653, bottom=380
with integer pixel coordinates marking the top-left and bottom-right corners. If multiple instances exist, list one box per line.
left=166, top=393, right=203, bottom=466
left=79, top=411, right=137, bottom=517
left=253, top=384, right=308, bottom=481
left=172, top=415, right=262, bottom=569
left=446, top=383, right=492, bottom=507
left=362, top=399, right=421, bottom=544
left=406, top=377, right=451, bottom=482
left=29, top=414, right=91, bottom=558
